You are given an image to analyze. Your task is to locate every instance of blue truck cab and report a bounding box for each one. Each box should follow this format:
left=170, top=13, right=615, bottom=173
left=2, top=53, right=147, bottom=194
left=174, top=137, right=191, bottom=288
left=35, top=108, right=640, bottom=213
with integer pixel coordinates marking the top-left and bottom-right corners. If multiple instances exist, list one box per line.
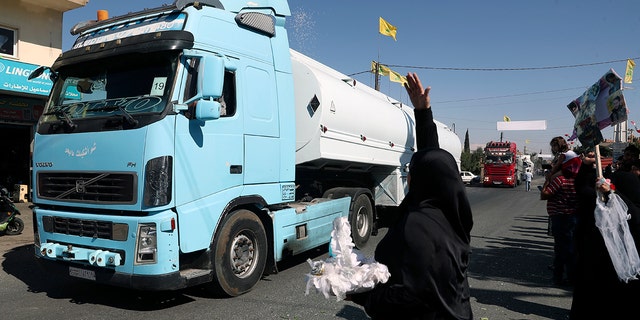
left=30, top=0, right=354, bottom=296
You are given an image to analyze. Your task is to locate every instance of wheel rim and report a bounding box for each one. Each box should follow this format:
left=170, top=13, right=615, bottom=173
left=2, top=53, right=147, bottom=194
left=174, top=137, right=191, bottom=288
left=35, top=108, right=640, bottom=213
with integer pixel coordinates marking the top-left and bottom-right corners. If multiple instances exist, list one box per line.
left=230, top=232, right=257, bottom=278
left=355, top=206, right=369, bottom=238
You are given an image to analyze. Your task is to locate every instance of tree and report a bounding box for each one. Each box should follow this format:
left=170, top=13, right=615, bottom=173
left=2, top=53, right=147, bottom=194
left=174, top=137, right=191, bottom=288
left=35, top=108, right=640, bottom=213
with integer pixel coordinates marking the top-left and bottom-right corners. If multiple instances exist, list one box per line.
left=461, top=147, right=483, bottom=174
left=460, top=129, right=481, bottom=174
left=464, top=129, right=470, bottom=153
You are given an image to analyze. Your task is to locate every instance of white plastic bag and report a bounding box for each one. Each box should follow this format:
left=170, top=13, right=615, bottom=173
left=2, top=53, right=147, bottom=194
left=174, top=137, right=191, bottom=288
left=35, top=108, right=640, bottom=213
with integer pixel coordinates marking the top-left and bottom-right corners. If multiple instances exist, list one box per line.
left=594, top=192, right=640, bottom=282
left=304, top=216, right=390, bottom=301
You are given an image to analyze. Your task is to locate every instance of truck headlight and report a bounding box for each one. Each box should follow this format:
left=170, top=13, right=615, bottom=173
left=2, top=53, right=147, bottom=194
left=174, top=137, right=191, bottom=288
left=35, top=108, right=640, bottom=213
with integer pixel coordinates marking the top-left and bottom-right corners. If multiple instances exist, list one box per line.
left=143, top=156, right=172, bottom=207
left=135, top=223, right=157, bottom=264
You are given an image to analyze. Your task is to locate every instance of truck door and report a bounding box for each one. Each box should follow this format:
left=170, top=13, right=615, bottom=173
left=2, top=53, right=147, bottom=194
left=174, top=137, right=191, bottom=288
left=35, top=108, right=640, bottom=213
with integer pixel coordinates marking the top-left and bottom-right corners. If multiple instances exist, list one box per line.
left=174, top=64, right=244, bottom=205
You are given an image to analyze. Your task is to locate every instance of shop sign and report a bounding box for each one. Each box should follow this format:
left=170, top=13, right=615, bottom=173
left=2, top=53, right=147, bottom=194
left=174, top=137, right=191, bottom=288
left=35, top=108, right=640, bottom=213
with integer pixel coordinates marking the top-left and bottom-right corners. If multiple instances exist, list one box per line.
left=0, top=59, right=52, bottom=96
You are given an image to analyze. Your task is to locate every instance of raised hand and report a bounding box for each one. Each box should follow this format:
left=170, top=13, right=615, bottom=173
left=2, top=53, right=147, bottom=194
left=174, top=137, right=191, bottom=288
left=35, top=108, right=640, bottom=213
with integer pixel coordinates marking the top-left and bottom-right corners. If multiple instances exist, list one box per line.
left=404, top=72, right=431, bottom=110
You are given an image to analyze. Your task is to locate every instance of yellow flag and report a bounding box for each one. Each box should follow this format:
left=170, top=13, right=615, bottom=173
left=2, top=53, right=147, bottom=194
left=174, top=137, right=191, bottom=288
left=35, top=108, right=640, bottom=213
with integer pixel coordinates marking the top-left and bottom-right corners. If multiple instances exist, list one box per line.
left=380, top=64, right=391, bottom=76
left=389, top=69, right=407, bottom=85
left=379, top=17, right=397, bottom=41
left=625, top=59, right=635, bottom=84
left=503, top=115, right=511, bottom=122
left=370, top=61, right=390, bottom=76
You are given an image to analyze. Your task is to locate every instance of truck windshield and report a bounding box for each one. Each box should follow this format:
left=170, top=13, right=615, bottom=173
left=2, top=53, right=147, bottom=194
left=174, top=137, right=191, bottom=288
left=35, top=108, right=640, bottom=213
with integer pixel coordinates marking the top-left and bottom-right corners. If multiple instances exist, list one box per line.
left=40, top=51, right=178, bottom=131
left=485, top=154, right=513, bottom=164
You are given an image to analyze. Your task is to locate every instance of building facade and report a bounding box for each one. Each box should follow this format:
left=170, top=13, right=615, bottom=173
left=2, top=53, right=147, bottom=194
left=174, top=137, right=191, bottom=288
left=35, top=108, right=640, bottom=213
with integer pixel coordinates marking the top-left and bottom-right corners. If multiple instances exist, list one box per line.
left=0, top=0, right=88, bottom=194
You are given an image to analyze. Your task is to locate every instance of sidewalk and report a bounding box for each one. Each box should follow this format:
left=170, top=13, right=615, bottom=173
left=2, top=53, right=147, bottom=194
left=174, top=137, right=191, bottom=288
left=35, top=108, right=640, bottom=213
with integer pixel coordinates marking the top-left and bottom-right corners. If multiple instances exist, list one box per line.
left=0, top=202, right=34, bottom=259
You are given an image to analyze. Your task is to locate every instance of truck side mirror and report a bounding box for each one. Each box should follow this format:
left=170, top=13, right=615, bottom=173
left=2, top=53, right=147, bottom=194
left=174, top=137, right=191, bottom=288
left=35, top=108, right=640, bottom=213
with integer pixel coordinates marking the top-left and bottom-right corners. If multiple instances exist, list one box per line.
left=28, top=66, right=46, bottom=80
left=195, top=99, right=221, bottom=121
left=198, top=55, right=224, bottom=99
left=28, top=66, right=58, bottom=82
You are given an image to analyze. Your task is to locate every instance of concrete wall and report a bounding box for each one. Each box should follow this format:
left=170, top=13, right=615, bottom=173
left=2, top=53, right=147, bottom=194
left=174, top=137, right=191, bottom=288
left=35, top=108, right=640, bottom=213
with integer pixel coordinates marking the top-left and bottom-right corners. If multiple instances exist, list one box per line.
left=1, top=0, right=88, bottom=67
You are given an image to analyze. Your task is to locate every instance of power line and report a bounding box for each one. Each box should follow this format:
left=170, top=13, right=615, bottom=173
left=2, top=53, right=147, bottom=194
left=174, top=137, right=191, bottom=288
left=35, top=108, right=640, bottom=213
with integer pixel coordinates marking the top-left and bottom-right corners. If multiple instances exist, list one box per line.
left=386, top=57, right=640, bottom=71
left=348, top=57, right=639, bottom=76
left=436, top=87, right=585, bottom=104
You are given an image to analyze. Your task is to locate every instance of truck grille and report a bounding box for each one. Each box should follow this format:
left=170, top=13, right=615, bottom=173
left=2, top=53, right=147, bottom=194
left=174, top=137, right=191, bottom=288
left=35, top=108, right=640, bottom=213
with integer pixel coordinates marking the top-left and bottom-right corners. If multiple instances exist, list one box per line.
left=37, top=172, right=137, bottom=204
left=46, top=216, right=112, bottom=238
left=487, top=168, right=509, bottom=175
left=42, top=216, right=128, bottom=241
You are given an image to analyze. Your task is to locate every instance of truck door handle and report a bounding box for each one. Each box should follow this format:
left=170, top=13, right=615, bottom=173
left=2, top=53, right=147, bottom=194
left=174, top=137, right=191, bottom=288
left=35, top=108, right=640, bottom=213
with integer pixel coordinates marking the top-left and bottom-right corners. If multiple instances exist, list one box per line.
left=230, top=165, right=242, bottom=174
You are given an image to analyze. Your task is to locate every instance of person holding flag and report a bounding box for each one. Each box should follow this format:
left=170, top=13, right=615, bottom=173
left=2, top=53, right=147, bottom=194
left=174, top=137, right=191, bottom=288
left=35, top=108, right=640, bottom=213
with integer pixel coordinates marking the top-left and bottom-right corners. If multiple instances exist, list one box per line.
left=571, top=151, right=640, bottom=319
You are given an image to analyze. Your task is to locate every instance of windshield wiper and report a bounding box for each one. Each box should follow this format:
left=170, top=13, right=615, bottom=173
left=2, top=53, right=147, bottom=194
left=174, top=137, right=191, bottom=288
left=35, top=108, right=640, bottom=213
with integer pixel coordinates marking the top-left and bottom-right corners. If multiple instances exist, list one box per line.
left=43, top=109, right=77, bottom=132
left=89, top=105, right=139, bottom=126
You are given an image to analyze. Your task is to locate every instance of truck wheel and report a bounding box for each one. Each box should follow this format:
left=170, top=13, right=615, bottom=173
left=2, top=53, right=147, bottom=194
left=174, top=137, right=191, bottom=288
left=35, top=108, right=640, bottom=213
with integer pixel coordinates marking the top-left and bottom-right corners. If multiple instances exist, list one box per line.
left=5, top=217, right=24, bottom=235
left=209, top=209, right=267, bottom=297
left=351, top=194, right=373, bottom=249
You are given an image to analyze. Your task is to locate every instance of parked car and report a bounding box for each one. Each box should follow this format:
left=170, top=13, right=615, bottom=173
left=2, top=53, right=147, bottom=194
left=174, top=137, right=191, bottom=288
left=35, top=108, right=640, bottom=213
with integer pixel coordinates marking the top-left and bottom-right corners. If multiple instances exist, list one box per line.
left=460, top=171, right=477, bottom=184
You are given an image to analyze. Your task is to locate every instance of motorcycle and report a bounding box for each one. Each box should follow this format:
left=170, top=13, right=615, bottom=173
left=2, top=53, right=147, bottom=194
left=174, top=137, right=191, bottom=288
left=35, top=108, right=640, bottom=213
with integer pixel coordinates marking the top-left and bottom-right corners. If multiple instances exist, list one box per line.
left=0, top=186, right=24, bottom=235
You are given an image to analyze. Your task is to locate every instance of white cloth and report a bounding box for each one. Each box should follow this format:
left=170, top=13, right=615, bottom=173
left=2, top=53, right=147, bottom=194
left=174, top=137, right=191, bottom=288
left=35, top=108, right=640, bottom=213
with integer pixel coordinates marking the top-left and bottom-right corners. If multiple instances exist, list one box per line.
left=594, top=192, right=640, bottom=282
left=304, top=217, right=390, bottom=301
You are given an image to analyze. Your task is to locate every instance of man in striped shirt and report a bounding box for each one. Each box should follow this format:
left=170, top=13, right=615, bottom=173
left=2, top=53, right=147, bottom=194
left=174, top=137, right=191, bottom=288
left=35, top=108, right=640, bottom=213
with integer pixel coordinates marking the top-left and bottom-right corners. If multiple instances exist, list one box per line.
left=541, top=152, right=582, bottom=286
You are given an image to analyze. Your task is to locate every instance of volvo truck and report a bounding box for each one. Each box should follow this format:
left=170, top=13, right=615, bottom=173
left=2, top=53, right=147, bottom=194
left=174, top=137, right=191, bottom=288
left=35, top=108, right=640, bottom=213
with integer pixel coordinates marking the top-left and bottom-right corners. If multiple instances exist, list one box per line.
left=29, top=0, right=461, bottom=296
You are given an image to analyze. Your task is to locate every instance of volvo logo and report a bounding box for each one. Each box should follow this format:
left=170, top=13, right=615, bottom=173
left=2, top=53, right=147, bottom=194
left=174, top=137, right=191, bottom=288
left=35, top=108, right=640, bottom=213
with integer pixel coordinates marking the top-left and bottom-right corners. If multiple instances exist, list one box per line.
left=75, top=180, right=86, bottom=194
left=35, top=162, right=53, bottom=167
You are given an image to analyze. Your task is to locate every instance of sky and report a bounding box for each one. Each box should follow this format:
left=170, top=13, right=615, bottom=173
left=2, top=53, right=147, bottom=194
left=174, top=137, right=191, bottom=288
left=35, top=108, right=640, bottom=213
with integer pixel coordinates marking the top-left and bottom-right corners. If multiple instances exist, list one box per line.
left=62, top=0, right=640, bottom=155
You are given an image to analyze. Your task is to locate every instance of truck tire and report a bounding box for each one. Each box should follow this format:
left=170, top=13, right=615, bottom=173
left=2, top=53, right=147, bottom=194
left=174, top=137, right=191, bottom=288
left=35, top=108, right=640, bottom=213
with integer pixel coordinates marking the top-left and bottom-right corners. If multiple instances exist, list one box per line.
left=209, top=209, right=267, bottom=297
left=351, top=194, right=373, bottom=249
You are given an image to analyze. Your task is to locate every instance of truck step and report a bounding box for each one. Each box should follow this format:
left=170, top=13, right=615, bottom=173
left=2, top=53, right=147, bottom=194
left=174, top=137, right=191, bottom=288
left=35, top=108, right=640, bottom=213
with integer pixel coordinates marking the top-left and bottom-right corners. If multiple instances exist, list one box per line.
left=180, top=268, right=211, bottom=279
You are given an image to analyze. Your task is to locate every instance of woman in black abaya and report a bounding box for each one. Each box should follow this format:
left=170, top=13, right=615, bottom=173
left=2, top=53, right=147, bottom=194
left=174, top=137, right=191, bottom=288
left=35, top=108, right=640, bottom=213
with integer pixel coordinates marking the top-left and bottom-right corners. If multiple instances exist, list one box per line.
left=348, top=73, right=474, bottom=320
left=570, top=153, right=640, bottom=319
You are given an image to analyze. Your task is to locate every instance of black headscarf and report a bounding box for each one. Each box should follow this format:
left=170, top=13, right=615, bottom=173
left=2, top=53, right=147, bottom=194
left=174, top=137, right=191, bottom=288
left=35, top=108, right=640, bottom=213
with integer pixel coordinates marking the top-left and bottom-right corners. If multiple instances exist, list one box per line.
left=403, top=148, right=474, bottom=244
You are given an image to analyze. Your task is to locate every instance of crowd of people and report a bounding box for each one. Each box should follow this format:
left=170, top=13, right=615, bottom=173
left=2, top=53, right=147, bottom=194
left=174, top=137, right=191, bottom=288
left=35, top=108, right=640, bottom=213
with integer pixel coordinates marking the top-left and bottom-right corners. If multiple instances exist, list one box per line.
left=345, top=72, right=639, bottom=320
left=538, top=137, right=640, bottom=318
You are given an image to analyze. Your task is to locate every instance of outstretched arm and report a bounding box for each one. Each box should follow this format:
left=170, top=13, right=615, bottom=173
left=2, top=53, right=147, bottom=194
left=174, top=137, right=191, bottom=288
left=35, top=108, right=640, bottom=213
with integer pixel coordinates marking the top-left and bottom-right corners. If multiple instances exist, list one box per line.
left=404, top=72, right=430, bottom=111
left=404, top=72, right=438, bottom=150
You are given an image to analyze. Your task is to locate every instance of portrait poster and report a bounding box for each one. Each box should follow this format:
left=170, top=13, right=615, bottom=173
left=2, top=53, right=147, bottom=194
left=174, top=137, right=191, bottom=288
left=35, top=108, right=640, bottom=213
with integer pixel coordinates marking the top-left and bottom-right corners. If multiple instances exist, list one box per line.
left=566, top=69, right=627, bottom=147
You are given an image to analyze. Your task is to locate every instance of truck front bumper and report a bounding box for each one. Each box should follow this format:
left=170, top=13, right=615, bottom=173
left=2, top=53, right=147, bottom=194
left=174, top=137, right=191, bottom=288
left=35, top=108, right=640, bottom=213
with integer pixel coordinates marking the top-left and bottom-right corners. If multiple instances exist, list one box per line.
left=34, top=255, right=185, bottom=291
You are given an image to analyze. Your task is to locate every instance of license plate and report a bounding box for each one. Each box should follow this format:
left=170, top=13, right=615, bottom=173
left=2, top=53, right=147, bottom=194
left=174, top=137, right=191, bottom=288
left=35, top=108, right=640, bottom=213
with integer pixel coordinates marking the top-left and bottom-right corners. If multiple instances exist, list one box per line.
left=69, top=266, right=96, bottom=281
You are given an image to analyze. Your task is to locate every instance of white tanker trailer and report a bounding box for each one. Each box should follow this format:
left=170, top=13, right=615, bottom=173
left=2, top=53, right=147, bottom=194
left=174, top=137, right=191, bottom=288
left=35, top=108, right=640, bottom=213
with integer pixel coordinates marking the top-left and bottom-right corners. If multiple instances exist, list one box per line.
left=292, top=50, right=461, bottom=169
left=290, top=49, right=462, bottom=242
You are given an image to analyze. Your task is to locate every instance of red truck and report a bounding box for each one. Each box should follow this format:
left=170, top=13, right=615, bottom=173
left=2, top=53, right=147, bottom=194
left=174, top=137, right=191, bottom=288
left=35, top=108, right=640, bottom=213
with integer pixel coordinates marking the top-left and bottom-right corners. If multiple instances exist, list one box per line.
left=483, top=141, right=519, bottom=187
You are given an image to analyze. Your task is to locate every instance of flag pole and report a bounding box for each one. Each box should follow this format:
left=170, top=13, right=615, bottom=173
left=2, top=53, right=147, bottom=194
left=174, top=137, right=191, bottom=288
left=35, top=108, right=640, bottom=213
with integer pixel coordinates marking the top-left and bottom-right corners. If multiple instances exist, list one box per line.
left=375, top=54, right=380, bottom=91
left=375, top=18, right=380, bottom=92
left=595, top=144, right=603, bottom=179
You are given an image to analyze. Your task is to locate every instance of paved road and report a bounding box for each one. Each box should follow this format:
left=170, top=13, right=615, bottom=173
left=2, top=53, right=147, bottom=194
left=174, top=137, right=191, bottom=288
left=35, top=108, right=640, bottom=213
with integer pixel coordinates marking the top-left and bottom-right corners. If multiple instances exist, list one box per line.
left=464, top=178, right=572, bottom=320
left=1, top=179, right=573, bottom=319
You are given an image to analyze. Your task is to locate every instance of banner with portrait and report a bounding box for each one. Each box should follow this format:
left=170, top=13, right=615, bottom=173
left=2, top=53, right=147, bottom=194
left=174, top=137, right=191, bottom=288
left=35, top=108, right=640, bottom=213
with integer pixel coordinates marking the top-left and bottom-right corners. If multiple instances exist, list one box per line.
left=567, top=69, right=627, bottom=147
